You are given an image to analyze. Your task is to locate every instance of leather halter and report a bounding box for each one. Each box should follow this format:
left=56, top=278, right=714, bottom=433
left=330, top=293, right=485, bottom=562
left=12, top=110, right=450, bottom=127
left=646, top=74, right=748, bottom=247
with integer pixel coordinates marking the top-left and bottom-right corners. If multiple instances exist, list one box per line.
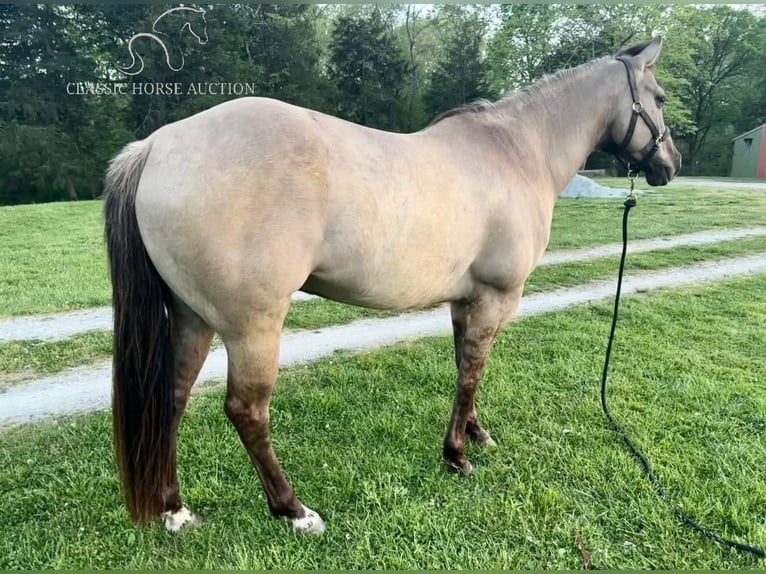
left=610, top=56, right=669, bottom=171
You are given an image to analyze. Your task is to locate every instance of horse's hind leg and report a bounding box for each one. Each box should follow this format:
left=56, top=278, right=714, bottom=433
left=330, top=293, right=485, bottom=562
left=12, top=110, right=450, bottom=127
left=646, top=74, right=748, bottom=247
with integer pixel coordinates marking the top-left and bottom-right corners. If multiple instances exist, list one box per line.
left=161, top=299, right=214, bottom=532
left=445, top=289, right=522, bottom=473
left=450, top=302, right=496, bottom=447
left=222, top=298, right=325, bottom=534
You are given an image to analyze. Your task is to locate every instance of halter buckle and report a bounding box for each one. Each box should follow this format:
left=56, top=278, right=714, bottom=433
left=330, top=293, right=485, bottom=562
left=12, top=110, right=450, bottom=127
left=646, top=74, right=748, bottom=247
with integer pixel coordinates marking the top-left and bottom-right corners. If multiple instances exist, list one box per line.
left=655, top=134, right=664, bottom=147
left=632, top=101, right=643, bottom=114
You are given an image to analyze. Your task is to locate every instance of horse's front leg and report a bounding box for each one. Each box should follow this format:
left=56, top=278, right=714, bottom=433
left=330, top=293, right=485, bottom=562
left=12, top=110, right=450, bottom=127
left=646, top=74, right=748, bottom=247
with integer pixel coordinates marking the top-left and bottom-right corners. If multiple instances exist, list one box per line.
left=444, top=288, right=522, bottom=474
left=450, top=303, right=497, bottom=448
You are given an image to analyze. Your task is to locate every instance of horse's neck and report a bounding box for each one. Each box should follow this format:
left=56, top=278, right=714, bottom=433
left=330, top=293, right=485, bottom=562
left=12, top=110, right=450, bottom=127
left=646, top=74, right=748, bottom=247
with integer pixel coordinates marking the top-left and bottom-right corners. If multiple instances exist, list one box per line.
left=502, top=63, right=619, bottom=194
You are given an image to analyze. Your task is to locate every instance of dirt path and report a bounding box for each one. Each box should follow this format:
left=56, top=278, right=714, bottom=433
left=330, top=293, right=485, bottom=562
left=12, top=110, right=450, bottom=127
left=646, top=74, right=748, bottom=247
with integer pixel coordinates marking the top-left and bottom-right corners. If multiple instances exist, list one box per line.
left=2, top=254, right=765, bottom=426
left=0, top=291, right=316, bottom=344
left=2, top=226, right=765, bottom=344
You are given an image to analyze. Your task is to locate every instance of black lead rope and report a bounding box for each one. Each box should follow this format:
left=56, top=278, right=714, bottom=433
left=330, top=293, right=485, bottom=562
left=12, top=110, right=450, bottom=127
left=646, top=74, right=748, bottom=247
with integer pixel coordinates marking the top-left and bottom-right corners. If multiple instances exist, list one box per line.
left=599, top=177, right=766, bottom=561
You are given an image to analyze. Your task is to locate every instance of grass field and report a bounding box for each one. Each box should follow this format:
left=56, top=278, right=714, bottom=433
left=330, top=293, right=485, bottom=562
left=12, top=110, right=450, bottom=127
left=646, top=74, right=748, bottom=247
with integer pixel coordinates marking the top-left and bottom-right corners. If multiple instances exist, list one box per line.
left=595, top=176, right=766, bottom=187
left=2, top=185, right=766, bottom=318
left=3, top=235, right=766, bottom=382
left=1, top=274, right=765, bottom=569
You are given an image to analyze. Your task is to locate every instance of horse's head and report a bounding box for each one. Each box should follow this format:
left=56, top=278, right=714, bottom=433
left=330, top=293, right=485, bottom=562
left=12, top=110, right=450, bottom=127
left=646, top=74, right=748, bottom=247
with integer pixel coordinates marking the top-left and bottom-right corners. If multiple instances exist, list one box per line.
left=183, top=7, right=208, bottom=46
left=603, top=37, right=682, bottom=186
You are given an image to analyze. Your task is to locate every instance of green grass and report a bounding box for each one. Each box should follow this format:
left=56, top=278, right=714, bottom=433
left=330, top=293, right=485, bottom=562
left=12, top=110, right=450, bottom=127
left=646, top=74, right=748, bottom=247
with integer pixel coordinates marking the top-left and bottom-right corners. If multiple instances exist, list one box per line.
left=283, top=298, right=396, bottom=331
left=3, top=236, right=766, bottom=382
left=2, top=185, right=766, bottom=317
left=549, top=185, right=766, bottom=249
left=593, top=176, right=766, bottom=187
left=1, top=275, right=765, bottom=568
left=525, top=235, right=766, bottom=293
left=677, top=176, right=765, bottom=184
left=0, top=201, right=107, bottom=317
left=0, top=331, right=113, bottom=388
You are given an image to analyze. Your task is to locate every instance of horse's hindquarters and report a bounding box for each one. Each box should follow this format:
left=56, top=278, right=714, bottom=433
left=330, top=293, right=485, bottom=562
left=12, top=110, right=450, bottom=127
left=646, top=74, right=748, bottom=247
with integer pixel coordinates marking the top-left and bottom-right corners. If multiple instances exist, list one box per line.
left=133, top=100, right=328, bottom=334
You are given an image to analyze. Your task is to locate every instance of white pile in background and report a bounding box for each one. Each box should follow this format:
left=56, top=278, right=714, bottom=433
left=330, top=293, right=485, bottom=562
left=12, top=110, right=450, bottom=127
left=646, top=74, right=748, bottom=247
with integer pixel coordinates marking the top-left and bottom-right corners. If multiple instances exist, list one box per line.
left=561, top=174, right=641, bottom=198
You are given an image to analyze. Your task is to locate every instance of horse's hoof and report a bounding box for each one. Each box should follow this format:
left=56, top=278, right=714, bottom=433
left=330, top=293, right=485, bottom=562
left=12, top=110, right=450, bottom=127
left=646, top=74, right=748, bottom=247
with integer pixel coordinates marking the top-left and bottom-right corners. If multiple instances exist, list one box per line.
left=447, top=458, right=474, bottom=475
left=162, top=506, right=201, bottom=532
left=482, top=436, right=497, bottom=447
left=291, top=505, right=326, bottom=535
left=471, top=429, right=497, bottom=448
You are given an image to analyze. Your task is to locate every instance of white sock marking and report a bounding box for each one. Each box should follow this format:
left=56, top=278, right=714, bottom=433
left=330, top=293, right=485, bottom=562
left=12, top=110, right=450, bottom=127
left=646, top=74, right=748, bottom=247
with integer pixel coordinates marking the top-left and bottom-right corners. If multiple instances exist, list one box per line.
left=289, top=505, right=326, bottom=534
left=162, top=506, right=199, bottom=532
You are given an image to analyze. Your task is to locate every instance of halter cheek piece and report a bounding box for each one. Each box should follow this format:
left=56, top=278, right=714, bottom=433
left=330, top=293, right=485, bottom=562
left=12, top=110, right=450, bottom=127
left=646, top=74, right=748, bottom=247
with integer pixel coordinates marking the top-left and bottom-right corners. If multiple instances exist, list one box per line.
left=610, top=56, right=669, bottom=172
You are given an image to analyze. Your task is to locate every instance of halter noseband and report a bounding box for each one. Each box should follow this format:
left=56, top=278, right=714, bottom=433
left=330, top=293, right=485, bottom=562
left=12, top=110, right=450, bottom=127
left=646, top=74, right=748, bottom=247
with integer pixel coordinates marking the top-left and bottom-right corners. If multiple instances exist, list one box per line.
left=610, top=56, right=669, bottom=172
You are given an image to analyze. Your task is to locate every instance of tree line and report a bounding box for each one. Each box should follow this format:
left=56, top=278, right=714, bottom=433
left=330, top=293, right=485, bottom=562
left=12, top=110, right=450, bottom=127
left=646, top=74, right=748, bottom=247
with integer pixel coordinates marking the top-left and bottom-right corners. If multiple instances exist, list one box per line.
left=1, top=4, right=764, bottom=205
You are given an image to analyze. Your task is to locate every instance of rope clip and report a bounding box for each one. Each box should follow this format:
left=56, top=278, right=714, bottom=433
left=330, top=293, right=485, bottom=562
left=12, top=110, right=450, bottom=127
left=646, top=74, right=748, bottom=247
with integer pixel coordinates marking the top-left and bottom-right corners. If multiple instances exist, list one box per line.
left=625, top=166, right=638, bottom=207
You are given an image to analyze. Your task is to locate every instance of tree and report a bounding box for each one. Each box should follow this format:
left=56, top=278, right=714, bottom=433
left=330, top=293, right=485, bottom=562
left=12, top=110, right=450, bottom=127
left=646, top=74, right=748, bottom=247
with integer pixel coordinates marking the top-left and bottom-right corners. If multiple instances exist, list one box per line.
left=236, top=4, right=329, bottom=111
left=664, top=5, right=764, bottom=174
left=96, top=4, right=261, bottom=139
left=0, top=5, right=130, bottom=203
left=487, top=5, right=667, bottom=91
left=735, top=16, right=766, bottom=134
left=423, top=6, right=492, bottom=119
left=400, top=5, right=437, bottom=130
left=328, top=8, right=407, bottom=130
left=486, top=4, right=558, bottom=93
left=1, top=4, right=764, bottom=204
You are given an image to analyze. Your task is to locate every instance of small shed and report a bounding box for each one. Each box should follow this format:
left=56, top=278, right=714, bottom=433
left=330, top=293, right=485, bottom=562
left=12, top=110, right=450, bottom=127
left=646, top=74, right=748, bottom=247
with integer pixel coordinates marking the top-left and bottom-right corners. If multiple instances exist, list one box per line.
left=731, top=124, right=766, bottom=179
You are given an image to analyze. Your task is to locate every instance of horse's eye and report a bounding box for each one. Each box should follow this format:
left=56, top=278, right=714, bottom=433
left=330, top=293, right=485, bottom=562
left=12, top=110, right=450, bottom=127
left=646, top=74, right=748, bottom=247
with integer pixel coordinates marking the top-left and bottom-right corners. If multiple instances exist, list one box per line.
left=656, top=96, right=666, bottom=108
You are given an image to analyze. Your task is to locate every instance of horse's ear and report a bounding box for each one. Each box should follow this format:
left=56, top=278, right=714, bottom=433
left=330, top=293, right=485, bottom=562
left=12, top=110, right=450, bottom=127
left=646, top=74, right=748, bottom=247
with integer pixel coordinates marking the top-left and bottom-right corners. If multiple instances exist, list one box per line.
left=617, top=36, right=663, bottom=70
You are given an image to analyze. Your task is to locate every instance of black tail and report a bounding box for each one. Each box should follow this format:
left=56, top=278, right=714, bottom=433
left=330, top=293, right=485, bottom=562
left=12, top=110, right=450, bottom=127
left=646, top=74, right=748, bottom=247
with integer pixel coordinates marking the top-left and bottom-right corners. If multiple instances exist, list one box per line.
left=104, top=139, right=175, bottom=523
